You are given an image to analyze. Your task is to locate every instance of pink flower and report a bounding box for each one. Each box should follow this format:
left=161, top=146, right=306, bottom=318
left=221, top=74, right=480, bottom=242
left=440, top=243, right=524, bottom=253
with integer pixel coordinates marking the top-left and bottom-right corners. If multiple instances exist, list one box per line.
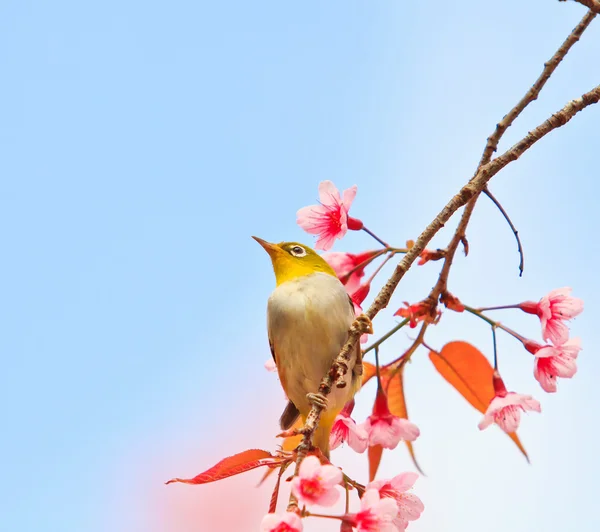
left=478, top=372, right=541, bottom=433
left=362, top=387, right=420, bottom=450
left=265, top=359, right=277, bottom=372
left=296, top=180, right=363, bottom=251
left=344, top=489, right=398, bottom=532
left=367, top=472, right=424, bottom=530
left=260, top=512, right=303, bottom=532
left=519, top=287, right=583, bottom=345
left=329, top=407, right=369, bottom=453
left=323, top=250, right=378, bottom=293
left=290, top=455, right=342, bottom=507
left=531, top=338, right=581, bottom=393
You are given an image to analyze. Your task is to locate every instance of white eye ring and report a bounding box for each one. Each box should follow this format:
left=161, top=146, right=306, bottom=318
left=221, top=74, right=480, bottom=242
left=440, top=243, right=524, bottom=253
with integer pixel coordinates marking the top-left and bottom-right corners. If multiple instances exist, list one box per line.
left=289, top=245, right=307, bottom=257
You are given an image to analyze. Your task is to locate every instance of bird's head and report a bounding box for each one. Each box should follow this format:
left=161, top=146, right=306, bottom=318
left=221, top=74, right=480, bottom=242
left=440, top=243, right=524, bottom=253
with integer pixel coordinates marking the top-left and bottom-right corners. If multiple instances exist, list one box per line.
left=252, top=236, right=336, bottom=285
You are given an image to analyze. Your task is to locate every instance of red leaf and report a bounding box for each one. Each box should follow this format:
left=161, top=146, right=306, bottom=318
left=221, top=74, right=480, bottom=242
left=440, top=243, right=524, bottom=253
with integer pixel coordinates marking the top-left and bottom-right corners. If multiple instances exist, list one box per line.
left=368, top=444, right=383, bottom=482
left=383, top=367, right=425, bottom=475
left=268, top=462, right=291, bottom=513
left=429, top=341, right=529, bottom=460
left=166, top=449, right=281, bottom=485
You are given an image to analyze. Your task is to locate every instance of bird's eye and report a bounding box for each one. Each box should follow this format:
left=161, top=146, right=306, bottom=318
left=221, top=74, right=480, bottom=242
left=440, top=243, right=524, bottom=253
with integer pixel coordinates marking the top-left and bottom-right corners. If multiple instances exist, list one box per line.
left=289, top=245, right=307, bottom=257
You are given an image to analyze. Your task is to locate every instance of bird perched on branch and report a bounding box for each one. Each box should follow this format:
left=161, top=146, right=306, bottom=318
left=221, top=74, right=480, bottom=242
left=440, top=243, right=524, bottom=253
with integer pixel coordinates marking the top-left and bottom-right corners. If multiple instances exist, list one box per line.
left=253, top=237, right=364, bottom=458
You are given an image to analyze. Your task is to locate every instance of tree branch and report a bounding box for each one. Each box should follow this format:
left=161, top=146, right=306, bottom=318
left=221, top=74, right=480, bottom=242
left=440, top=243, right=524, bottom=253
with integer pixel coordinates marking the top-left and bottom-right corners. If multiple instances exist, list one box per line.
left=428, top=8, right=596, bottom=300
left=287, top=84, right=600, bottom=510
left=561, top=0, right=600, bottom=15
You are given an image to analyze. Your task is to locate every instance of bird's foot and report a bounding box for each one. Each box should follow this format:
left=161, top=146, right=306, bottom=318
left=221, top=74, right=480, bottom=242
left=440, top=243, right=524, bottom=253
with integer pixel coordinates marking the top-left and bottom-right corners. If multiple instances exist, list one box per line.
left=306, top=392, right=329, bottom=410
left=276, top=427, right=309, bottom=439
left=352, top=314, right=373, bottom=335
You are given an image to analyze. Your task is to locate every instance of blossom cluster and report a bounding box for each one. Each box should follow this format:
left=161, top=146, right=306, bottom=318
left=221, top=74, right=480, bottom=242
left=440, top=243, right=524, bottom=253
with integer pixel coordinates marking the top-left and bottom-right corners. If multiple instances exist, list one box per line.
left=261, top=457, right=424, bottom=532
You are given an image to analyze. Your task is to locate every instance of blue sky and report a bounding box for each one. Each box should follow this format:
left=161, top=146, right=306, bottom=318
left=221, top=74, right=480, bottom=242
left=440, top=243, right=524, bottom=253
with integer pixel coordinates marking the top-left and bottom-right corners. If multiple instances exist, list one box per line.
left=1, top=1, right=598, bottom=531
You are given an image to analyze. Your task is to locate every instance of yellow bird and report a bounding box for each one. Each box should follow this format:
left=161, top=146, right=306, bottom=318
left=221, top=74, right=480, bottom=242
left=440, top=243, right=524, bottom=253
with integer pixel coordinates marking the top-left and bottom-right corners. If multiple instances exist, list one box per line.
left=253, top=237, right=362, bottom=458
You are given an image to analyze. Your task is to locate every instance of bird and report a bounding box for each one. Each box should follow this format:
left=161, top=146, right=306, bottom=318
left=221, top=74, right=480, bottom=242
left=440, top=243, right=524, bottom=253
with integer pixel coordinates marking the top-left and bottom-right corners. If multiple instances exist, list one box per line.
left=253, top=236, right=363, bottom=458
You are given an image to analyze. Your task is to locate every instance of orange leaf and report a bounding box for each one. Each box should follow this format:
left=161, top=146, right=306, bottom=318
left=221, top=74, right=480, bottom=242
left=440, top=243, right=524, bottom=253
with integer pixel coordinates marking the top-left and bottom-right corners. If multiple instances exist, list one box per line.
left=382, top=367, right=424, bottom=475
left=368, top=444, right=383, bottom=482
left=166, top=449, right=281, bottom=485
left=429, top=341, right=529, bottom=460
left=362, top=362, right=377, bottom=385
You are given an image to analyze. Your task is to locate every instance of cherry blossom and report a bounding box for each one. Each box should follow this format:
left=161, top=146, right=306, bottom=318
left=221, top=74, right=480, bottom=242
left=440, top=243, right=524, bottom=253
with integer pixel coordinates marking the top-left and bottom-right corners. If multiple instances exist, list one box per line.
left=290, top=455, right=342, bottom=507
left=519, top=287, right=584, bottom=345
left=296, top=180, right=363, bottom=250
left=323, top=250, right=377, bottom=293
left=329, top=408, right=369, bottom=453
left=362, top=387, right=420, bottom=450
left=343, top=489, right=398, bottom=532
left=260, top=512, right=303, bottom=532
left=478, top=372, right=541, bottom=433
left=368, top=472, right=424, bottom=531
left=525, top=338, right=581, bottom=393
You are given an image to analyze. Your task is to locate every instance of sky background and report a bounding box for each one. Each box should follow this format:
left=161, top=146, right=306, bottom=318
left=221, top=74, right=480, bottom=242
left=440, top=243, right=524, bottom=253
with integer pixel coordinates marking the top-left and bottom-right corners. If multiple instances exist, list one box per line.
left=1, top=1, right=598, bottom=531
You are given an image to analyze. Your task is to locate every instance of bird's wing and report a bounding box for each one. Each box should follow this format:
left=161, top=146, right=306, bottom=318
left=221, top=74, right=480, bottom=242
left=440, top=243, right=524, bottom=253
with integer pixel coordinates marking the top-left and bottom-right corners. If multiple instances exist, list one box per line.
left=269, top=333, right=301, bottom=429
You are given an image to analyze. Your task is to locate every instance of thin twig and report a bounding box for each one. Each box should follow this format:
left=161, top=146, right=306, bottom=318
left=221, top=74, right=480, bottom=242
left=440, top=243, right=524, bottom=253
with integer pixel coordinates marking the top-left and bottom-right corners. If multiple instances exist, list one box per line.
left=479, top=9, right=597, bottom=166
left=560, top=0, right=600, bottom=15
left=483, top=188, right=525, bottom=276
left=427, top=9, right=596, bottom=301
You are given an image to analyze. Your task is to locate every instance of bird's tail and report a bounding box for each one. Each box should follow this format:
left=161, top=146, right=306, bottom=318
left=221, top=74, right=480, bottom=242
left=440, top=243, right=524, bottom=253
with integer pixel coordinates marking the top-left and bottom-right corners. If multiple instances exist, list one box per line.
left=306, top=409, right=339, bottom=460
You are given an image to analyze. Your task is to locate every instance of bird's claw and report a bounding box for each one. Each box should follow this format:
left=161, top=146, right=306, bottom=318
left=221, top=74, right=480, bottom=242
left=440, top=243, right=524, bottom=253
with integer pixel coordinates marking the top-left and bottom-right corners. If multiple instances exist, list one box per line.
left=306, top=392, right=329, bottom=410
left=352, top=314, right=373, bottom=335
left=276, top=428, right=308, bottom=439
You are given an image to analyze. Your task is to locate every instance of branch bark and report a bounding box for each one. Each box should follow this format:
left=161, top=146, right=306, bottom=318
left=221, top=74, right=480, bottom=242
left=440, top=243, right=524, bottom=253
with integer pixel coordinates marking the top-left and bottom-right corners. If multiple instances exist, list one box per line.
left=562, top=0, right=600, bottom=15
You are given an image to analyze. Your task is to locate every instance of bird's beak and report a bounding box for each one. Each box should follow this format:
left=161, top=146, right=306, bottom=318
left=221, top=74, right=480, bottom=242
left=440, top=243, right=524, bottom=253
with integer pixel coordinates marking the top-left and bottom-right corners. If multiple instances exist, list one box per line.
left=252, top=236, right=281, bottom=258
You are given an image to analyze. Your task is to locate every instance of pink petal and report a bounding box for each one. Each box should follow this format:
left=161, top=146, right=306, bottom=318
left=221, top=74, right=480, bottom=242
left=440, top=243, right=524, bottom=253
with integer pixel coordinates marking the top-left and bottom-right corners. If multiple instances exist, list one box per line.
left=319, top=464, right=343, bottom=487
left=296, top=205, right=329, bottom=233
left=329, top=418, right=348, bottom=451
left=318, top=180, right=341, bottom=206
left=478, top=413, right=494, bottom=430
left=551, top=353, right=578, bottom=378
left=346, top=422, right=369, bottom=453
left=368, top=420, right=402, bottom=450
left=393, top=516, right=409, bottom=532
left=377, top=497, right=400, bottom=522
left=298, top=455, right=321, bottom=478
left=534, top=362, right=557, bottom=393
left=535, top=345, right=560, bottom=359
left=547, top=287, right=572, bottom=299
left=395, top=418, right=420, bottom=442
left=342, top=185, right=358, bottom=209
left=542, top=318, right=569, bottom=345
left=390, top=472, right=419, bottom=492
left=560, top=337, right=582, bottom=358
left=260, top=512, right=303, bottom=532
left=398, top=493, right=425, bottom=520
left=315, top=230, right=341, bottom=251
left=497, top=406, right=521, bottom=433
left=517, top=395, right=542, bottom=412
left=360, top=489, right=381, bottom=509
left=314, top=488, right=340, bottom=507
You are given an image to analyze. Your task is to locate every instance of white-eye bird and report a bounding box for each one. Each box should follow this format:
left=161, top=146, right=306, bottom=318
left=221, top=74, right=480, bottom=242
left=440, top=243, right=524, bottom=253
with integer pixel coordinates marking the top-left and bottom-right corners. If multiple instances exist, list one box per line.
left=253, top=237, right=362, bottom=458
